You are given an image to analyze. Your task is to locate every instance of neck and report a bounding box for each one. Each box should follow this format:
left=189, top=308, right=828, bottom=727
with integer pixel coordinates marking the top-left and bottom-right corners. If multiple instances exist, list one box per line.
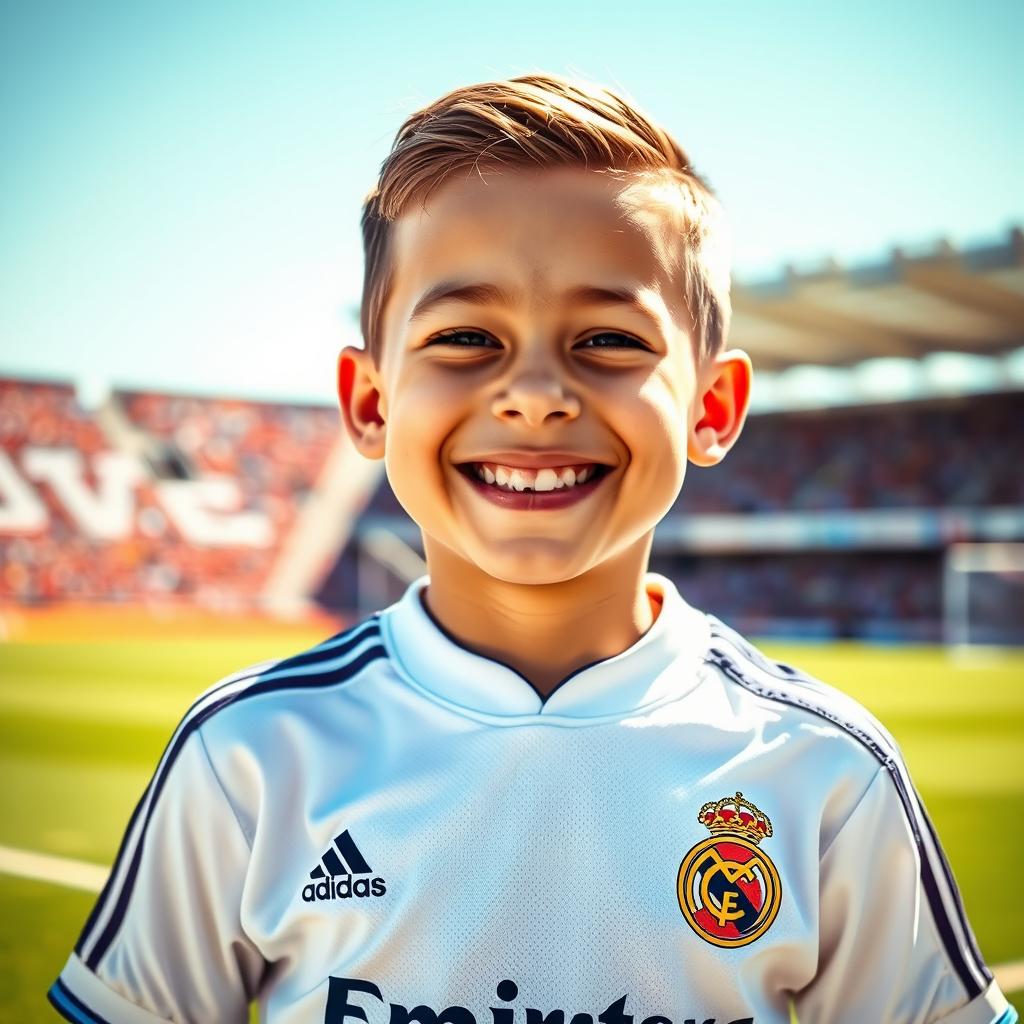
left=418, top=535, right=659, bottom=699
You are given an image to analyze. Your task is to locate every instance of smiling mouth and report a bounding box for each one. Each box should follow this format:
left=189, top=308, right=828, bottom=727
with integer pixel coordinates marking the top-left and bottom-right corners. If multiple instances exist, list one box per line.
left=455, top=462, right=612, bottom=493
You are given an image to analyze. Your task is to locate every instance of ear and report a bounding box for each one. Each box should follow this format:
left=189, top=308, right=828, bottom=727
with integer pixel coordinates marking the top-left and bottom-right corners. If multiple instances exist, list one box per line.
left=687, top=349, right=753, bottom=467
left=337, top=345, right=387, bottom=460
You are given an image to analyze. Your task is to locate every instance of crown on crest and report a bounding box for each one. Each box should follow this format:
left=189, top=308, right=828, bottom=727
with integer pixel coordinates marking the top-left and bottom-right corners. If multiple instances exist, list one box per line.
left=698, top=792, right=773, bottom=844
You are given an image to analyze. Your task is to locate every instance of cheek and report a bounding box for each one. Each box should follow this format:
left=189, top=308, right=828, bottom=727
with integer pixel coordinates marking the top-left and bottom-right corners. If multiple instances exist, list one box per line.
left=392, top=363, right=480, bottom=420
left=389, top=369, right=462, bottom=442
left=620, top=379, right=689, bottom=500
left=382, top=374, right=464, bottom=506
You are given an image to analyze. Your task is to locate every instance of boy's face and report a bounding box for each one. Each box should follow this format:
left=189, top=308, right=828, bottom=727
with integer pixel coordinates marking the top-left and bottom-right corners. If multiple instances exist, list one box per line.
left=340, top=166, right=749, bottom=586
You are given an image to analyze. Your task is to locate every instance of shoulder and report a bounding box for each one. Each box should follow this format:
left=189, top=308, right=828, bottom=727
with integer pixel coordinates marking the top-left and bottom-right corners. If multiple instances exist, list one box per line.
left=179, top=613, right=390, bottom=749
left=699, top=616, right=938, bottom=863
left=702, top=614, right=903, bottom=780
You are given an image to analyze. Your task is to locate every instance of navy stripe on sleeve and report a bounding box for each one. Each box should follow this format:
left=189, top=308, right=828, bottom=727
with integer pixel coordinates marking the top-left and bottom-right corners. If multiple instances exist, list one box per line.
left=73, top=777, right=152, bottom=959
left=914, top=790, right=990, bottom=979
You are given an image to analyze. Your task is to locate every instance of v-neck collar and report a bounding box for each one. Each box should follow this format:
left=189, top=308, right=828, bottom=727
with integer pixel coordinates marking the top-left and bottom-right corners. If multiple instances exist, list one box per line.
left=380, top=572, right=710, bottom=720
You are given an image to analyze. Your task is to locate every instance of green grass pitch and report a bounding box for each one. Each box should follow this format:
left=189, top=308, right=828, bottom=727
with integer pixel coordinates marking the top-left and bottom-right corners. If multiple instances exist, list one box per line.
left=1, top=635, right=1021, bottom=1021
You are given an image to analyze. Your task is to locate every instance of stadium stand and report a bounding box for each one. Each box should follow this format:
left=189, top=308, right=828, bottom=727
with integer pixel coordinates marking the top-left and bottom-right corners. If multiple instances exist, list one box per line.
left=116, top=389, right=338, bottom=506
left=649, top=551, right=945, bottom=643
left=1, top=377, right=111, bottom=604
left=0, top=378, right=341, bottom=610
left=678, top=392, right=1024, bottom=513
left=0, top=376, right=105, bottom=453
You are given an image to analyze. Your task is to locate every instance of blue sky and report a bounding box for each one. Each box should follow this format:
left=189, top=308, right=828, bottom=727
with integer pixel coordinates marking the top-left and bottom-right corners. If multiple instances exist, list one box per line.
left=1, top=0, right=1021, bottom=405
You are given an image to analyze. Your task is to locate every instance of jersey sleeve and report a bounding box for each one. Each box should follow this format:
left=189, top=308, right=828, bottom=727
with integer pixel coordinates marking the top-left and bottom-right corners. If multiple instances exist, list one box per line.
left=793, top=765, right=1014, bottom=1024
left=48, top=726, right=265, bottom=1023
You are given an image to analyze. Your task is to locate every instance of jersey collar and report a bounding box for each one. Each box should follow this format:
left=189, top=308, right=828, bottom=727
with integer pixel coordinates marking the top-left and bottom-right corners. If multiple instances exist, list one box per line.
left=381, top=572, right=710, bottom=720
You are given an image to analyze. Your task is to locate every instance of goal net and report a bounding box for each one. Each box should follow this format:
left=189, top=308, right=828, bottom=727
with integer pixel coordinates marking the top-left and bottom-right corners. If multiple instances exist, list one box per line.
left=943, top=542, right=1024, bottom=647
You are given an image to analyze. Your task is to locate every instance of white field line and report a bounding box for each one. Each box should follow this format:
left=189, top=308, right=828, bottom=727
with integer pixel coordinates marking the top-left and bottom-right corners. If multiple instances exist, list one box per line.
left=996, top=960, right=1024, bottom=993
left=2, top=842, right=1023, bottom=992
left=0, top=844, right=108, bottom=893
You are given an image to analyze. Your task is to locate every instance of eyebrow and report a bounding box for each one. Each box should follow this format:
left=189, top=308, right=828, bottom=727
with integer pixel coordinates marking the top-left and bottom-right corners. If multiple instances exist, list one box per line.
left=408, top=281, right=515, bottom=324
left=406, top=280, right=664, bottom=331
left=569, top=285, right=665, bottom=330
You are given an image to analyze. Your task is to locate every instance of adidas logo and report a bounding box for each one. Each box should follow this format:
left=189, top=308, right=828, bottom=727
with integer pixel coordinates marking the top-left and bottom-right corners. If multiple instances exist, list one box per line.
left=302, top=830, right=387, bottom=903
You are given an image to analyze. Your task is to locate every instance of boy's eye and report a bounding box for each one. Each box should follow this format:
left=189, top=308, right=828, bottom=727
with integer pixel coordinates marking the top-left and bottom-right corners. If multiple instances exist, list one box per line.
left=577, top=332, right=648, bottom=350
left=424, top=330, right=647, bottom=350
left=424, top=329, right=500, bottom=348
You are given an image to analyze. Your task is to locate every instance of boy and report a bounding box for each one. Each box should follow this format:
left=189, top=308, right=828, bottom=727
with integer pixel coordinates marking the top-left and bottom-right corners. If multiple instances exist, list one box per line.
left=50, top=73, right=1013, bottom=1024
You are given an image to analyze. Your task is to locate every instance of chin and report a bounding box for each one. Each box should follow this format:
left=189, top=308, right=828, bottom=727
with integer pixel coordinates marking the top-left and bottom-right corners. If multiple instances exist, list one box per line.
left=470, top=546, right=596, bottom=586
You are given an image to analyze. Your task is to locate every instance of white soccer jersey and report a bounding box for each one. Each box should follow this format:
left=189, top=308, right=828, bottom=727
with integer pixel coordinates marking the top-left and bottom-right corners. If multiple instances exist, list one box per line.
left=51, top=572, right=1013, bottom=1024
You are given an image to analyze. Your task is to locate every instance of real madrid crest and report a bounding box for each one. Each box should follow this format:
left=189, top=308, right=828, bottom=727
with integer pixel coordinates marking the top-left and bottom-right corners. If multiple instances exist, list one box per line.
left=677, top=792, right=782, bottom=948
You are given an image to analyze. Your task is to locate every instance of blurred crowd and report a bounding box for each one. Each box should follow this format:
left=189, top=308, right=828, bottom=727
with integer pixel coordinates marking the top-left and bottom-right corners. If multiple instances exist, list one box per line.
left=676, top=393, right=1023, bottom=513
left=1, top=380, right=337, bottom=608
left=119, top=389, right=338, bottom=506
left=651, top=552, right=943, bottom=642
left=0, top=377, right=106, bottom=453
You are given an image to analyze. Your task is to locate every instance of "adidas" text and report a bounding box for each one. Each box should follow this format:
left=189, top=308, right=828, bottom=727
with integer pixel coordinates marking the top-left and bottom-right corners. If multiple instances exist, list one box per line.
left=303, top=876, right=387, bottom=902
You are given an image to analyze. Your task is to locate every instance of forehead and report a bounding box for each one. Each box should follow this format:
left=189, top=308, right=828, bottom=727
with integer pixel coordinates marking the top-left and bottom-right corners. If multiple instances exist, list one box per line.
left=383, top=167, right=690, bottom=340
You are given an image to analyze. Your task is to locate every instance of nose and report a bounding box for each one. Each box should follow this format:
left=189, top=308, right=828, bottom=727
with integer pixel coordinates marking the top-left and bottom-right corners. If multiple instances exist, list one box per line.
left=490, top=365, right=582, bottom=427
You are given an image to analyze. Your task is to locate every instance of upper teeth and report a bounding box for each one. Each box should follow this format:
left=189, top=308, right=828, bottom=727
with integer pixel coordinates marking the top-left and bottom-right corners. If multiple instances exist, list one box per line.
left=473, top=463, right=600, bottom=491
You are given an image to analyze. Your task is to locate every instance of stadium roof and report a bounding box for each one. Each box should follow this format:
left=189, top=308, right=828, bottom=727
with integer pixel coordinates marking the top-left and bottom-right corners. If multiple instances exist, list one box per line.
left=732, top=225, right=1024, bottom=370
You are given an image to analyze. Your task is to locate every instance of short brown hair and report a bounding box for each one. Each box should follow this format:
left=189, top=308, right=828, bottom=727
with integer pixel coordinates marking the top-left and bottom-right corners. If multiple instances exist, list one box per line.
left=359, top=72, right=732, bottom=364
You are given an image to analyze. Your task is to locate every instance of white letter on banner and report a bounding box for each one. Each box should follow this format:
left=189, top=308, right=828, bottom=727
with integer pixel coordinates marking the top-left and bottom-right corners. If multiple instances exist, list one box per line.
left=0, top=450, right=49, bottom=533
left=21, top=447, right=146, bottom=541
left=155, top=476, right=273, bottom=548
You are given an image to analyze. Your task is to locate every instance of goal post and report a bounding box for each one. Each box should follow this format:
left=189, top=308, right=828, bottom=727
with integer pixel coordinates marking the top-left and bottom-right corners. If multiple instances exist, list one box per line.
left=943, top=542, right=1024, bottom=648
